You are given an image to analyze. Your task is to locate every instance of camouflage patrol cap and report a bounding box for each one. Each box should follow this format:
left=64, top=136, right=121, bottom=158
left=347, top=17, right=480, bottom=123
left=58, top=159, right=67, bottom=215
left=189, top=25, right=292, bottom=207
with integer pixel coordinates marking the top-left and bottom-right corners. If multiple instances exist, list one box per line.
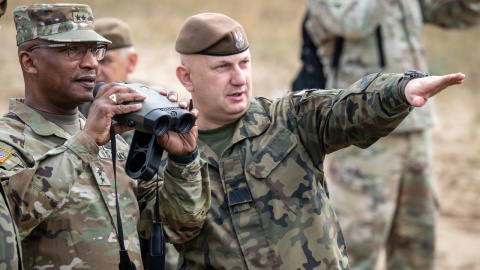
left=13, top=3, right=111, bottom=45
left=95, top=17, right=132, bottom=50
left=175, top=13, right=249, bottom=56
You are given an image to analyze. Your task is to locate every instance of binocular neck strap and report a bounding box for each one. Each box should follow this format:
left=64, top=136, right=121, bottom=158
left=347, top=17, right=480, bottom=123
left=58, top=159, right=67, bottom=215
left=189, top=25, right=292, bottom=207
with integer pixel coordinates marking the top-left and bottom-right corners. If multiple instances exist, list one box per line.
left=109, top=126, right=166, bottom=269
left=109, top=126, right=136, bottom=270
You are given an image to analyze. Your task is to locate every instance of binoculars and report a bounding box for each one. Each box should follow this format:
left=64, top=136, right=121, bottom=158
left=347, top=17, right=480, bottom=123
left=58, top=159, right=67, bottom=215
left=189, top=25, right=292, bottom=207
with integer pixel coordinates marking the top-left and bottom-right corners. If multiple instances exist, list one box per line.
left=94, top=82, right=195, bottom=136
left=93, top=82, right=196, bottom=180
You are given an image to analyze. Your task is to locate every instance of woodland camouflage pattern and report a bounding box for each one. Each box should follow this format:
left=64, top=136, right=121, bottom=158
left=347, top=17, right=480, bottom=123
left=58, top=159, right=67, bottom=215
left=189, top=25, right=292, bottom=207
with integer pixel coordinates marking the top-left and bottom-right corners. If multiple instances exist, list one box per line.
left=306, top=0, right=480, bottom=269
left=161, top=72, right=413, bottom=269
left=0, top=99, right=210, bottom=269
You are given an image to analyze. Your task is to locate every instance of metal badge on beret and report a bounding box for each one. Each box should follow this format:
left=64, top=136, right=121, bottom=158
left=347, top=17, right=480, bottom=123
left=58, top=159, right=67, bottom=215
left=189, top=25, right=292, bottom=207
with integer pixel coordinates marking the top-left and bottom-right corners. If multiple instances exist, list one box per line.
left=233, top=28, right=245, bottom=50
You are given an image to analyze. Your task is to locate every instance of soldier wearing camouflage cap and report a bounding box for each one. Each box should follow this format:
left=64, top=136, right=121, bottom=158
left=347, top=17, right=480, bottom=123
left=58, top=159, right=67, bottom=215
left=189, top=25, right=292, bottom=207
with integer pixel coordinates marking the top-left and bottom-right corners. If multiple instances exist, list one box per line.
left=163, top=12, right=466, bottom=269
left=1, top=3, right=210, bottom=269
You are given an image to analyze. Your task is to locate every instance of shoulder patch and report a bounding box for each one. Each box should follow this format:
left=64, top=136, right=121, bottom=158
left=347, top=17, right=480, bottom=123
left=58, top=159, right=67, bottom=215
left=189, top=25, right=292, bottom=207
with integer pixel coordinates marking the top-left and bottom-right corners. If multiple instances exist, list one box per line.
left=0, top=148, right=12, bottom=163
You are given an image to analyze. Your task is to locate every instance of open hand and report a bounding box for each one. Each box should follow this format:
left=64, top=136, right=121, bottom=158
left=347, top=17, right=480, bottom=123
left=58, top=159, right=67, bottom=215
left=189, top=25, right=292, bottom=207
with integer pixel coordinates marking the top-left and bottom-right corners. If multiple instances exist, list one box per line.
left=405, top=72, right=465, bottom=107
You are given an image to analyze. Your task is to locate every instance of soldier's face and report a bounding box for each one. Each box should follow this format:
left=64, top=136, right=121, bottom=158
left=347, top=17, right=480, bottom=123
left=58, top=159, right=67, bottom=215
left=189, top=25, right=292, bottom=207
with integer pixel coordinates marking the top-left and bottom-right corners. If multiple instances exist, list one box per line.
left=27, top=41, right=99, bottom=112
left=186, top=50, right=253, bottom=127
left=97, top=48, right=135, bottom=83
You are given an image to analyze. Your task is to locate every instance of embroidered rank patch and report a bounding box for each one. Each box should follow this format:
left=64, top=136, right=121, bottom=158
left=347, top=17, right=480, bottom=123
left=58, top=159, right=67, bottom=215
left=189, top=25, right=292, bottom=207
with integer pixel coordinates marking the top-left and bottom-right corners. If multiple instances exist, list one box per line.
left=92, top=166, right=112, bottom=186
left=73, top=12, right=89, bottom=23
left=0, top=148, right=12, bottom=163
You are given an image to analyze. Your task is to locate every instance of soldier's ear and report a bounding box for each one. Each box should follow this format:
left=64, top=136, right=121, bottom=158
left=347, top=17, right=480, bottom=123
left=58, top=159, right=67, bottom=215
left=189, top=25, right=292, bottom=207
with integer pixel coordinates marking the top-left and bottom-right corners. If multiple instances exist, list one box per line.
left=176, top=65, right=194, bottom=93
left=127, top=51, right=138, bottom=74
left=19, top=51, right=38, bottom=75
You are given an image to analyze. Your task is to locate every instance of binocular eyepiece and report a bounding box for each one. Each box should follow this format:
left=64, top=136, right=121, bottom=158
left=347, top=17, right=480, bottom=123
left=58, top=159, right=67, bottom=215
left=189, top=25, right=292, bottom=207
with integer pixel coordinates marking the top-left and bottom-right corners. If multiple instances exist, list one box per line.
left=93, top=82, right=196, bottom=136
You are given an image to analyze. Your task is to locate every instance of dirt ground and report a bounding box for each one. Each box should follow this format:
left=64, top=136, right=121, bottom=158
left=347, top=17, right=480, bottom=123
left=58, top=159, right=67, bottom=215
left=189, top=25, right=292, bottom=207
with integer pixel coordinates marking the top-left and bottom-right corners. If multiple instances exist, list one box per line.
left=1, top=1, right=479, bottom=269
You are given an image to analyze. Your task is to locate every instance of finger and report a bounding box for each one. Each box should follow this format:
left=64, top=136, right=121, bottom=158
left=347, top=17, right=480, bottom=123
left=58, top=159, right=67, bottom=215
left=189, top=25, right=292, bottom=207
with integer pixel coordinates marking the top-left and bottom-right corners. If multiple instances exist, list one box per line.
left=167, top=91, right=178, bottom=102
left=150, top=85, right=168, bottom=96
left=179, top=98, right=189, bottom=108
left=190, top=108, right=199, bottom=118
left=109, top=92, right=147, bottom=105
left=114, top=103, right=142, bottom=115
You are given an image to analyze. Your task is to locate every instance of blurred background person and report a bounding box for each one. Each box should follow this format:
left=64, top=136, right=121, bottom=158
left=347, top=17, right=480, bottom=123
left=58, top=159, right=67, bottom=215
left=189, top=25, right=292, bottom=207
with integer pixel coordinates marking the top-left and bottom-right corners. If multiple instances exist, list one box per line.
left=77, top=16, right=180, bottom=269
left=300, top=1, right=480, bottom=269
left=78, top=17, right=138, bottom=144
left=94, top=17, right=138, bottom=85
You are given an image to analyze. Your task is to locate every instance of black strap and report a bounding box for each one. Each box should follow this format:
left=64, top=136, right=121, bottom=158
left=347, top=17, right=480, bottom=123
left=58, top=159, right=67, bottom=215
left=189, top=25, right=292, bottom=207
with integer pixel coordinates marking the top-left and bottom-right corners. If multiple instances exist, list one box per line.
left=375, top=26, right=386, bottom=68
left=110, top=124, right=167, bottom=269
left=109, top=126, right=136, bottom=270
left=148, top=174, right=166, bottom=269
left=292, top=12, right=327, bottom=91
left=331, top=36, right=344, bottom=86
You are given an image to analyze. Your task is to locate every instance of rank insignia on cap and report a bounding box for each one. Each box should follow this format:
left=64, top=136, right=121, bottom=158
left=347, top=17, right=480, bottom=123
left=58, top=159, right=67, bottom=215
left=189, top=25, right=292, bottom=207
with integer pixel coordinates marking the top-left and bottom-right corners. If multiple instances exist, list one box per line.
left=73, top=12, right=89, bottom=23
left=0, top=148, right=12, bottom=163
left=233, top=29, right=244, bottom=50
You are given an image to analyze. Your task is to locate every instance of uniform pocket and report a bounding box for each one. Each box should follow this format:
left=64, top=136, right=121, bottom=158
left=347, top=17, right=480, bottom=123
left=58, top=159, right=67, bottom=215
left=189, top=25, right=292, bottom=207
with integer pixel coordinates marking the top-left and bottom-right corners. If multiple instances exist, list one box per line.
left=246, top=128, right=319, bottom=212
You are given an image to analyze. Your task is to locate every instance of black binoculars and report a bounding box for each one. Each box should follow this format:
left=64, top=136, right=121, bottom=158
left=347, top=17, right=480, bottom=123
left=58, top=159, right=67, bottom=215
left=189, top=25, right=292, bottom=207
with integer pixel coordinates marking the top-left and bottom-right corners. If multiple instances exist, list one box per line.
left=94, top=82, right=196, bottom=180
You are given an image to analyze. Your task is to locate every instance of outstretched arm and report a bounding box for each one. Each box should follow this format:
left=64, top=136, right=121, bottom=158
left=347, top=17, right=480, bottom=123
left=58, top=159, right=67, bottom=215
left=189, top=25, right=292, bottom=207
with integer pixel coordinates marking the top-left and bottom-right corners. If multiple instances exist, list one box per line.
left=404, top=72, right=465, bottom=107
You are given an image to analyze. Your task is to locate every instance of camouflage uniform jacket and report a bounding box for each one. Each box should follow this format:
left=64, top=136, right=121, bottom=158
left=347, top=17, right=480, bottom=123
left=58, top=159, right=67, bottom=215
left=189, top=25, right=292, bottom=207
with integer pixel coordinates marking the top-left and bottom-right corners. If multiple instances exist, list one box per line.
left=306, top=0, right=480, bottom=133
left=176, top=73, right=412, bottom=269
left=0, top=99, right=210, bottom=269
left=0, top=185, right=22, bottom=269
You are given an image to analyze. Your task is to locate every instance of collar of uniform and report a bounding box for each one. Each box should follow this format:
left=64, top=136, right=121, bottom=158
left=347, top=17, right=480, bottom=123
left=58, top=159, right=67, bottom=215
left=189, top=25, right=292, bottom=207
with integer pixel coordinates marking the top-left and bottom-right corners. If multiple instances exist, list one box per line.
left=8, top=98, right=70, bottom=139
left=230, top=98, right=271, bottom=145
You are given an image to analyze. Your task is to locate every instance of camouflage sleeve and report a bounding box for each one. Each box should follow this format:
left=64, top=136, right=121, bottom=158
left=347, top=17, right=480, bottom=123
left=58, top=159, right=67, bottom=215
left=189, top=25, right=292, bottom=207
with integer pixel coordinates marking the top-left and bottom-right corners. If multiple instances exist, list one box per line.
left=137, top=156, right=210, bottom=244
left=293, top=72, right=411, bottom=158
left=3, top=131, right=99, bottom=237
left=307, top=0, right=388, bottom=39
left=420, top=0, right=480, bottom=27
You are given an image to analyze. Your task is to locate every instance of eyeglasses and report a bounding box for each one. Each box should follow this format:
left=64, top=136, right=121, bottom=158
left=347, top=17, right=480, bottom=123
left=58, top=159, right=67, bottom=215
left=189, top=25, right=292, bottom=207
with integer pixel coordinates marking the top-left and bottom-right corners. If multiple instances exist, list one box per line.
left=28, top=43, right=107, bottom=61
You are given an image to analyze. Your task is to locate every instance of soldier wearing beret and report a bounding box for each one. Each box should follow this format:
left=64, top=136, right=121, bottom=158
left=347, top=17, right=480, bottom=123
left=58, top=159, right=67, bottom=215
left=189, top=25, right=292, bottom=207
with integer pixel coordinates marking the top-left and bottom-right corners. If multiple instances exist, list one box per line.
left=0, top=3, right=210, bottom=269
left=82, top=17, right=181, bottom=269
left=161, top=12, right=465, bottom=269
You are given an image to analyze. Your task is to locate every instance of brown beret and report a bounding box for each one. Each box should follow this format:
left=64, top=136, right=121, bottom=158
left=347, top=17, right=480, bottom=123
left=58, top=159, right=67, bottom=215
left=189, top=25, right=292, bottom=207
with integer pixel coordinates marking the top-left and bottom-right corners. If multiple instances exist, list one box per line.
left=175, top=13, right=249, bottom=56
left=95, top=17, right=132, bottom=50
